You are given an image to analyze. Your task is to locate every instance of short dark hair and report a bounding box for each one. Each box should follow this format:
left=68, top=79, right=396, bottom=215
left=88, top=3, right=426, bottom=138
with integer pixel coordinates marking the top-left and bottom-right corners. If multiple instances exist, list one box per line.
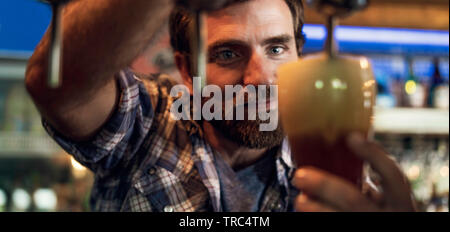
left=169, top=0, right=305, bottom=57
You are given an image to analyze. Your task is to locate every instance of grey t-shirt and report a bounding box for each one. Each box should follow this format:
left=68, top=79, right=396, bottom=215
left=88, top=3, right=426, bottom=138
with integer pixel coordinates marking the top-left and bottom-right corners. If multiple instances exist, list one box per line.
left=215, top=149, right=277, bottom=212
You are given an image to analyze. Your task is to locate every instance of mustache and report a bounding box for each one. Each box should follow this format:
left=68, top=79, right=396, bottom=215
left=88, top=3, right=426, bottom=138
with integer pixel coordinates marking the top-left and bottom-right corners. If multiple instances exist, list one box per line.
left=223, top=86, right=279, bottom=120
left=202, top=86, right=278, bottom=108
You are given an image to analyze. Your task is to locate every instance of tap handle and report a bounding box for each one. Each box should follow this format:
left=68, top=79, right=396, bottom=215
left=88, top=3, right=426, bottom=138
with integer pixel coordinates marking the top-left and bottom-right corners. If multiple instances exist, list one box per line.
left=306, top=0, right=369, bottom=17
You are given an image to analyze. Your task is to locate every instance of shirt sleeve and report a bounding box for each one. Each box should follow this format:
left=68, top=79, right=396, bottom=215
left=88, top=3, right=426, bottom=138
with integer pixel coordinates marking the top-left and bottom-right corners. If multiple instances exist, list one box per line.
left=42, top=69, right=156, bottom=172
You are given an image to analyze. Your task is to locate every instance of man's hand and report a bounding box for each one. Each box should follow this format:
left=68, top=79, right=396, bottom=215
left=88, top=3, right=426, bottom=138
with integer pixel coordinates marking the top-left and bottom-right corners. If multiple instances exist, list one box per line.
left=26, top=0, right=174, bottom=141
left=291, top=133, right=417, bottom=212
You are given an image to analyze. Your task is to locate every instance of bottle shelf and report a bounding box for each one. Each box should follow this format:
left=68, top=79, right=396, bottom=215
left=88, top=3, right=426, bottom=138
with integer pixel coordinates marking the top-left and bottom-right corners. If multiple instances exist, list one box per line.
left=0, top=132, right=61, bottom=158
left=0, top=57, right=28, bottom=80
left=374, top=107, right=449, bottom=135
left=0, top=107, right=448, bottom=158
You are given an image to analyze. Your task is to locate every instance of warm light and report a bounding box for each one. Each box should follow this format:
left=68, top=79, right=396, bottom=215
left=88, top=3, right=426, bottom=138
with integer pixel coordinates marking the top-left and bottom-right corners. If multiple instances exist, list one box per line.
left=315, top=80, right=324, bottom=89
left=71, top=157, right=87, bottom=178
left=364, top=91, right=372, bottom=98
left=363, top=80, right=375, bottom=88
left=407, top=165, right=421, bottom=180
left=370, top=115, right=375, bottom=123
left=360, top=58, right=369, bottom=69
left=440, top=166, right=449, bottom=177
left=71, top=157, right=86, bottom=171
left=405, top=80, right=417, bottom=95
left=332, top=78, right=340, bottom=89
left=331, top=78, right=347, bottom=90
left=33, top=189, right=57, bottom=211
left=12, top=188, right=31, bottom=211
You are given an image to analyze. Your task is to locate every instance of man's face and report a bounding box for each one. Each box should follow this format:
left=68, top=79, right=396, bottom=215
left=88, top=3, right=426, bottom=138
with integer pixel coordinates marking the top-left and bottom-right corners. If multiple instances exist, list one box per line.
left=206, top=0, right=298, bottom=87
left=191, top=0, right=299, bottom=148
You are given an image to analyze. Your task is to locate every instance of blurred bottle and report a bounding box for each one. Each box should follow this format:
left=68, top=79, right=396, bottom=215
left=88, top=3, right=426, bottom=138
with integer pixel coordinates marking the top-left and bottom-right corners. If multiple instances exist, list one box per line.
left=427, top=183, right=445, bottom=212
left=404, top=57, right=426, bottom=108
left=390, top=74, right=404, bottom=107
left=427, top=57, right=449, bottom=109
left=376, top=82, right=396, bottom=108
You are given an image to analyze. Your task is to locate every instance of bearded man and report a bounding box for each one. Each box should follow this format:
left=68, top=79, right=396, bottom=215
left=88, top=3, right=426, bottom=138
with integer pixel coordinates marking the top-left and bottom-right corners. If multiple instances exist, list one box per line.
left=25, top=0, right=416, bottom=212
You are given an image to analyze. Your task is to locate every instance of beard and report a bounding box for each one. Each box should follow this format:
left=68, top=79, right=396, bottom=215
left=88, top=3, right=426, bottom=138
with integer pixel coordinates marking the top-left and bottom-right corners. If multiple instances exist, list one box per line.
left=210, top=116, right=284, bottom=149
left=207, top=87, right=285, bottom=149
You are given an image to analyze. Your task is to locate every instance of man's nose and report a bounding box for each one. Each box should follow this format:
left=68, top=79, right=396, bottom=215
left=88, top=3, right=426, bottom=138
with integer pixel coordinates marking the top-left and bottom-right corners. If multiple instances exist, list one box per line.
left=243, top=52, right=276, bottom=86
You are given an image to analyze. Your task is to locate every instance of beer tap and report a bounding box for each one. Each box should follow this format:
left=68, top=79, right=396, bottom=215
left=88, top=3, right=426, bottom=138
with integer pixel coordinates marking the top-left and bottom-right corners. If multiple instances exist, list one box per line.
left=190, top=11, right=207, bottom=91
left=306, top=0, right=369, bottom=58
left=39, top=0, right=70, bottom=88
left=41, top=0, right=207, bottom=89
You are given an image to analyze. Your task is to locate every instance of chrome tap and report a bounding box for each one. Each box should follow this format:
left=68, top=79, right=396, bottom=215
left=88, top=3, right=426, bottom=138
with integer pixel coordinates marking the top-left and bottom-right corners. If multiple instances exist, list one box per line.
left=39, top=0, right=70, bottom=88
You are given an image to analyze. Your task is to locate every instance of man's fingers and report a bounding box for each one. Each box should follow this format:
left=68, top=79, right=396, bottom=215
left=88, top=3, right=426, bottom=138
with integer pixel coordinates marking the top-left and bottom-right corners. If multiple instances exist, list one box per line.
left=347, top=132, right=414, bottom=209
left=362, top=176, right=384, bottom=206
left=294, top=194, right=337, bottom=212
left=292, top=167, right=378, bottom=211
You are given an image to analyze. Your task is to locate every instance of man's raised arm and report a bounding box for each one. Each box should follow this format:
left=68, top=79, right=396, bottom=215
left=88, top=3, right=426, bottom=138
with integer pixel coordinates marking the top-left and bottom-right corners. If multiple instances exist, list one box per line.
left=25, top=0, right=173, bottom=141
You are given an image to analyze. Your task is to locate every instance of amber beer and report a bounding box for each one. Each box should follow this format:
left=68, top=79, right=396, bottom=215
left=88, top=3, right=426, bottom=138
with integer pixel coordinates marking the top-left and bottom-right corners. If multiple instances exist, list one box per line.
left=277, top=53, right=376, bottom=188
left=288, top=133, right=365, bottom=188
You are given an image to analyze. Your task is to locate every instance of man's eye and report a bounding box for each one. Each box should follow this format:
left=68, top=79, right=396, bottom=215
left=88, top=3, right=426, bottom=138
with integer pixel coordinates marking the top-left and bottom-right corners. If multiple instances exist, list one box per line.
left=268, top=46, right=285, bottom=55
left=211, top=49, right=242, bottom=65
left=217, top=50, right=238, bottom=60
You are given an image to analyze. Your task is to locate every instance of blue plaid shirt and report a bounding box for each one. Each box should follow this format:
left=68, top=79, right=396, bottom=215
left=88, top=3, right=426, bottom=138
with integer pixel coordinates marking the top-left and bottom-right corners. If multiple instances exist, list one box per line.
left=43, top=69, right=299, bottom=212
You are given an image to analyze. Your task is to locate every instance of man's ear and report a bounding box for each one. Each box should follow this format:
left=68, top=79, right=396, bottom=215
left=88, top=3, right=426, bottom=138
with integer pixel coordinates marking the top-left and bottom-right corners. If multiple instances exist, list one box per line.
left=174, top=51, right=194, bottom=95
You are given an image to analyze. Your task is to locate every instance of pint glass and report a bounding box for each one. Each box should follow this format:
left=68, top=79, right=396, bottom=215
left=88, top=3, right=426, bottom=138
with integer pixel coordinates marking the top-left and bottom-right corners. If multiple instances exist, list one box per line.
left=277, top=52, right=376, bottom=188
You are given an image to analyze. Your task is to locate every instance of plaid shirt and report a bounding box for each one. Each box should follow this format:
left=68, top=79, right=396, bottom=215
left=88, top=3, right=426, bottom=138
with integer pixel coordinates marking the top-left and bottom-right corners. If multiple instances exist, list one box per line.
left=43, top=69, right=298, bottom=212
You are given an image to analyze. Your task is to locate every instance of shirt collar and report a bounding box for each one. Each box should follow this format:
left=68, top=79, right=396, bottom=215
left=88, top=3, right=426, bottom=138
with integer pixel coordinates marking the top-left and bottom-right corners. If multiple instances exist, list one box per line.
left=277, top=138, right=295, bottom=170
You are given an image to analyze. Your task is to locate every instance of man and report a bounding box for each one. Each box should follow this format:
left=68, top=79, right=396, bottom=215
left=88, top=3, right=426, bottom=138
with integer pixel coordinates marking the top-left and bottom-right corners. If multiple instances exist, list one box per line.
left=25, top=0, right=416, bottom=212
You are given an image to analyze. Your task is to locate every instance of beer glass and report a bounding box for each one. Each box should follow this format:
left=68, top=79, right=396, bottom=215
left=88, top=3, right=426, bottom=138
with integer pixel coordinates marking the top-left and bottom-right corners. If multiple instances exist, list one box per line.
left=277, top=0, right=374, bottom=189
left=277, top=52, right=376, bottom=188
